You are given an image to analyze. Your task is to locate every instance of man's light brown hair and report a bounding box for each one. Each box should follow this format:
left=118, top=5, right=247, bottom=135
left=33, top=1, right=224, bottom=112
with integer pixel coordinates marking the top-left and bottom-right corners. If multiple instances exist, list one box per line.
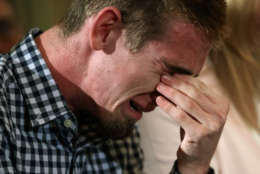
left=59, top=0, right=226, bottom=52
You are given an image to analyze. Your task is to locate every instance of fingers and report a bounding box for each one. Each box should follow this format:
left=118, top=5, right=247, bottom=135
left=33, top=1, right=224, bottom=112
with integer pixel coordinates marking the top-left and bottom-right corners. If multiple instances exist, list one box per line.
left=156, top=74, right=230, bottom=170
left=160, top=74, right=229, bottom=122
left=157, top=83, right=211, bottom=125
left=156, top=74, right=229, bottom=131
left=156, top=96, right=200, bottom=133
left=174, top=74, right=229, bottom=117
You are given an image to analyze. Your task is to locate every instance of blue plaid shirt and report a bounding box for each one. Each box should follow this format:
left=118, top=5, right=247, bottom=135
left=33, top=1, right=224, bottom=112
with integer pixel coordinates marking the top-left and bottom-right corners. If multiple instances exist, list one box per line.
left=0, top=28, right=144, bottom=174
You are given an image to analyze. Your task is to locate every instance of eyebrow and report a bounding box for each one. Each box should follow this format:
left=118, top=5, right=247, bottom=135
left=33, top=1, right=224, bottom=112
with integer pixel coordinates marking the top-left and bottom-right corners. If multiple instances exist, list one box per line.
left=163, top=61, right=198, bottom=77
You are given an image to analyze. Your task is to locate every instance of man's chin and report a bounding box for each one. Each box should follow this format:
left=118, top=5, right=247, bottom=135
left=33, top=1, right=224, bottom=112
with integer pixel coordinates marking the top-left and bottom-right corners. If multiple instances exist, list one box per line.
left=88, top=104, right=138, bottom=139
left=101, top=128, right=134, bottom=140
left=97, top=118, right=136, bottom=140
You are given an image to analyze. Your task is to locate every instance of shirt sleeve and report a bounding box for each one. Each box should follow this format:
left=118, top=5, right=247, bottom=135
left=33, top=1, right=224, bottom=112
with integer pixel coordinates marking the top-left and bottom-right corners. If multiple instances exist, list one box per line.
left=169, top=161, right=215, bottom=174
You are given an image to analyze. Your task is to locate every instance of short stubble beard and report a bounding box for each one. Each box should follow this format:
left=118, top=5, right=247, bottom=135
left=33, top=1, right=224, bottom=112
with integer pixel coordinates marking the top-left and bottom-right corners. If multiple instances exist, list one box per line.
left=89, top=107, right=137, bottom=139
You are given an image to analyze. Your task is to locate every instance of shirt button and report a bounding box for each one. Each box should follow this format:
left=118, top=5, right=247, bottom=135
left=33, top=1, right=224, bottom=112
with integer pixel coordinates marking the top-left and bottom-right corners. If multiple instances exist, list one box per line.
left=64, top=119, right=73, bottom=128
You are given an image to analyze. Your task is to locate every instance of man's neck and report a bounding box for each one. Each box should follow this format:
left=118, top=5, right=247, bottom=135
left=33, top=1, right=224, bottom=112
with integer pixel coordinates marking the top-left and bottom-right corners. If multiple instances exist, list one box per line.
left=35, top=26, right=94, bottom=112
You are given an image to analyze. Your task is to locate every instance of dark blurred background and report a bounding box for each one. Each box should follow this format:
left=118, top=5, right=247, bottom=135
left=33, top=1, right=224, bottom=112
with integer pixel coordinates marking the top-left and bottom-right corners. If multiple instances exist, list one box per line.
left=11, top=0, right=71, bottom=33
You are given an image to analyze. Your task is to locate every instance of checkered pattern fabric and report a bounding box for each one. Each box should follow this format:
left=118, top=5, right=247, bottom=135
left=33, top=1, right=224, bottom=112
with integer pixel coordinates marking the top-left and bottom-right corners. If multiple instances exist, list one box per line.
left=0, top=28, right=144, bottom=174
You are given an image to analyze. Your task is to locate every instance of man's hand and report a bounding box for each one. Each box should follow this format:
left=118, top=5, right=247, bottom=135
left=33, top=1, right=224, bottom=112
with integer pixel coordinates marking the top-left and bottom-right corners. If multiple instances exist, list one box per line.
left=156, top=74, right=229, bottom=174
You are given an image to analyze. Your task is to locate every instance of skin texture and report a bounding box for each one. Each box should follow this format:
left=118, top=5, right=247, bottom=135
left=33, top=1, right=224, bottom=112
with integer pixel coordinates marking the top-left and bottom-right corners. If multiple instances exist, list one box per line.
left=35, top=7, right=229, bottom=174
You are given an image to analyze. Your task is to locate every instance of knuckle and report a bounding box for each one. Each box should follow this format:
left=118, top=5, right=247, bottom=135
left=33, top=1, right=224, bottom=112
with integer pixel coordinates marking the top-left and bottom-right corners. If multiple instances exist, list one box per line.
left=174, top=108, right=186, bottom=121
left=182, top=100, right=194, bottom=111
left=211, top=122, right=223, bottom=132
left=194, top=127, right=209, bottom=139
left=217, top=117, right=225, bottom=128
left=198, top=80, right=207, bottom=90
left=189, top=87, right=199, bottom=99
left=164, top=87, right=177, bottom=101
left=193, top=91, right=203, bottom=101
left=201, top=126, right=218, bottom=138
left=218, top=100, right=230, bottom=120
left=210, top=117, right=225, bottom=132
left=162, top=101, right=173, bottom=113
left=169, top=88, right=178, bottom=97
left=223, top=101, right=230, bottom=116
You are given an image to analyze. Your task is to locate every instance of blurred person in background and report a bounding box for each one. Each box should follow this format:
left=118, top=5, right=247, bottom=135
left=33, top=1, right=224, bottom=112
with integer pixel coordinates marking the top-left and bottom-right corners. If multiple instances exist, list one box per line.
left=0, top=0, right=21, bottom=53
left=138, top=0, right=260, bottom=173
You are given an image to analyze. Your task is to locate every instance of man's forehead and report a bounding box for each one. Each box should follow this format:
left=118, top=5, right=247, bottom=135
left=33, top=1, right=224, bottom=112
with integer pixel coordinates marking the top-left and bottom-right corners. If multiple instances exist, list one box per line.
left=162, top=18, right=211, bottom=46
left=155, top=19, right=211, bottom=76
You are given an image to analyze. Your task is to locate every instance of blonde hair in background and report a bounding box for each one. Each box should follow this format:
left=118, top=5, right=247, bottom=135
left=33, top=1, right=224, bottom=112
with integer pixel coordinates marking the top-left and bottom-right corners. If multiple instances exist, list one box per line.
left=210, top=0, right=260, bottom=132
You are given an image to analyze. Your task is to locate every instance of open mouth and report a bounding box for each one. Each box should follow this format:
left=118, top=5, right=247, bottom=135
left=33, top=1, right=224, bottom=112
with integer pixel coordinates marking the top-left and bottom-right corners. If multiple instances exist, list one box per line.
left=127, top=96, right=157, bottom=120
left=128, top=100, right=143, bottom=120
left=129, top=100, right=141, bottom=113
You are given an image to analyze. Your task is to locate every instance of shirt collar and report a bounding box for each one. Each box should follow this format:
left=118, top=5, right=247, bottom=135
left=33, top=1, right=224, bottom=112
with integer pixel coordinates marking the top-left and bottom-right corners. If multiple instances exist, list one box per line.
left=10, top=28, right=71, bottom=127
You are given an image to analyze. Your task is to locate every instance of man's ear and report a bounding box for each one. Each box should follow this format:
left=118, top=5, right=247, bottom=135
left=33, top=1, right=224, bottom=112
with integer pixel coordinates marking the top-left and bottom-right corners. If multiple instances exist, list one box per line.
left=89, top=7, right=122, bottom=53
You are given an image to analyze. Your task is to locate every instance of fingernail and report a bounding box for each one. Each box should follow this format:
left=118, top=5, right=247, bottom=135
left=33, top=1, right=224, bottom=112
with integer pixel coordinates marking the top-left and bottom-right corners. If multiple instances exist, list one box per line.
left=157, top=83, right=166, bottom=91
left=156, top=96, right=165, bottom=105
left=161, top=75, right=171, bottom=83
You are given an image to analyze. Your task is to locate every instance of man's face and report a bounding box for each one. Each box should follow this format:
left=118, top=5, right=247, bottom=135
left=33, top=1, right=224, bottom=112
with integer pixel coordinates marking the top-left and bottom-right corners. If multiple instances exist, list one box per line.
left=84, top=19, right=211, bottom=138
